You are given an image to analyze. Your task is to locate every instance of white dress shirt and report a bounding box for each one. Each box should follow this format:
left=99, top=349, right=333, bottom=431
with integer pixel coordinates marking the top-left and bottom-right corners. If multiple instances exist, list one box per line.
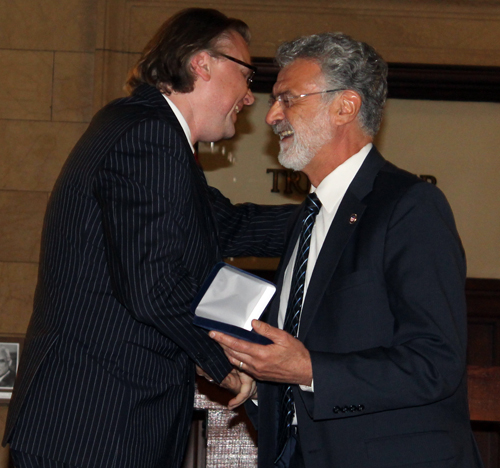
left=278, top=143, right=372, bottom=395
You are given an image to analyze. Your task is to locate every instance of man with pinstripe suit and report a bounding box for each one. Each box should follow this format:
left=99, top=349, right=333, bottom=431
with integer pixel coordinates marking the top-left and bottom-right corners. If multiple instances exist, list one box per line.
left=3, top=8, right=294, bottom=468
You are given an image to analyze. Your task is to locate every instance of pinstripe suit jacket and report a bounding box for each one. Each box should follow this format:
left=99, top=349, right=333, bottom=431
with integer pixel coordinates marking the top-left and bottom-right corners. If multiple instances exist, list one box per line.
left=3, top=84, right=293, bottom=468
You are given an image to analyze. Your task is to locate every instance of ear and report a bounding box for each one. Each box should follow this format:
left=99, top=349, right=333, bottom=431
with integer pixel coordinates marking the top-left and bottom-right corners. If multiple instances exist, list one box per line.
left=190, top=51, right=213, bottom=82
left=330, top=90, right=362, bottom=127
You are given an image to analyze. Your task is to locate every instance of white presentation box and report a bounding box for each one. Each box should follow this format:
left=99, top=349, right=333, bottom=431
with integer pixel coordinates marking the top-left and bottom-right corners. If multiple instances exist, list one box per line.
left=192, top=263, right=275, bottom=345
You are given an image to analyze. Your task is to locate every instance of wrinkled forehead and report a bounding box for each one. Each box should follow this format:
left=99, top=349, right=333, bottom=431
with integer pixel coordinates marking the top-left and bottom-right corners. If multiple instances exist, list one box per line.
left=273, top=58, right=325, bottom=95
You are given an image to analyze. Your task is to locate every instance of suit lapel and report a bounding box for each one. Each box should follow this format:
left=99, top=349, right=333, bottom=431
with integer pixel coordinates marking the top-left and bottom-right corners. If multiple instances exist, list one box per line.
left=298, top=147, right=387, bottom=340
left=133, top=84, right=222, bottom=254
left=298, top=191, right=366, bottom=339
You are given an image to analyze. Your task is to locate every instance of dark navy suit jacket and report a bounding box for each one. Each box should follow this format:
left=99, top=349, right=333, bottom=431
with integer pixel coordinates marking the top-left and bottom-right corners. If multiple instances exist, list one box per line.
left=3, top=84, right=293, bottom=468
left=250, top=147, right=484, bottom=468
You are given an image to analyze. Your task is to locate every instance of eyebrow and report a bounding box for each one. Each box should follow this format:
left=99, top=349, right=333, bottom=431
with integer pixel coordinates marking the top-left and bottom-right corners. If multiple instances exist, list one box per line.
left=270, top=88, right=290, bottom=97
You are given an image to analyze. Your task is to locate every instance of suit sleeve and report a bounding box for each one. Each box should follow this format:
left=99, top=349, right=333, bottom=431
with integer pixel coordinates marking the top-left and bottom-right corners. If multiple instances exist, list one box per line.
left=94, top=118, right=232, bottom=383
left=307, top=182, right=468, bottom=420
left=208, top=186, right=296, bottom=258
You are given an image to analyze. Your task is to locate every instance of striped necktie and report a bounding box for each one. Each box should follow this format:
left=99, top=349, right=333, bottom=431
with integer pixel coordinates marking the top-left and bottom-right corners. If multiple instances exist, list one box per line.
left=275, top=192, right=322, bottom=462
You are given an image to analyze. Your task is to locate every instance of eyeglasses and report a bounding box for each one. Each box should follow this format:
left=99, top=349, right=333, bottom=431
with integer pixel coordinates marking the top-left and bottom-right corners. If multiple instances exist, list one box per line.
left=268, top=89, right=346, bottom=108
left=220, top=53, right=257, bottom=88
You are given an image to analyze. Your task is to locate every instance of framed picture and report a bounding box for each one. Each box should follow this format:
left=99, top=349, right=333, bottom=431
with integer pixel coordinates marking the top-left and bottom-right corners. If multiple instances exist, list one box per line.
left=0, top=334, right=24, bottom=404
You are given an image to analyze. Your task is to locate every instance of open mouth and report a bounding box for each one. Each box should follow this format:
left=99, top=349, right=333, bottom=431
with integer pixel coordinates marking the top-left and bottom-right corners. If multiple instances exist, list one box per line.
left=273, top=121, right=295, bottom=141
left=278, top=129, right=294, bottom=140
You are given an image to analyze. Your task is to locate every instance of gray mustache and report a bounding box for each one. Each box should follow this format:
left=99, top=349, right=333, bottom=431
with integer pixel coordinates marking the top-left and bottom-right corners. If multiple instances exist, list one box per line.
left=272, top=121, right=293, bottom=135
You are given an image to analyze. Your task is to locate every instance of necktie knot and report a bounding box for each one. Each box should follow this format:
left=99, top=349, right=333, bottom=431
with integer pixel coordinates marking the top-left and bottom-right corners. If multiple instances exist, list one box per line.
left=305, top=192, right=321, bottom=216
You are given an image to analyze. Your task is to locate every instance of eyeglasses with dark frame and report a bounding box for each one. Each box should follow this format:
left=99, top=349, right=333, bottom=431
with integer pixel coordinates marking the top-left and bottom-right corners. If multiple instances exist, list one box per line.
left=219, top=53, right=257, bottom=88
left=268, top=89, right=346, bottom=108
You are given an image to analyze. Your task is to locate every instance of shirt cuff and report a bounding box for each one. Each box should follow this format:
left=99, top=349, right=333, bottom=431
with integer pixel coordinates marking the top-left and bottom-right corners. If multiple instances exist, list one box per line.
left=299, top=379, right=314, bottom=392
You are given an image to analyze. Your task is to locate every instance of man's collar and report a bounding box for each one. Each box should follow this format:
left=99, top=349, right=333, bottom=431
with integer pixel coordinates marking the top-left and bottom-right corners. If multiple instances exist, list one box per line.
left=162, top=94, right=195, bottom=153
left=312, top=143, right=372, bottom=213
left=131, top=84, right=194, bottom=157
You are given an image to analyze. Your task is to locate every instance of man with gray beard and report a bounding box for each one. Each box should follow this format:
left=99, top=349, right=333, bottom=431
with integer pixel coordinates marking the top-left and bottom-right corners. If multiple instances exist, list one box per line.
left=211, top=33, right=484, bottom=468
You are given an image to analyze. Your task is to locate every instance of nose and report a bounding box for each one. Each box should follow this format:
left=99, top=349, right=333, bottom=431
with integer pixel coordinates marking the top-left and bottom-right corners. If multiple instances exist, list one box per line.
left=266, top=101, right=284, bottom=126
left=243, top=88, right=255, bottom=106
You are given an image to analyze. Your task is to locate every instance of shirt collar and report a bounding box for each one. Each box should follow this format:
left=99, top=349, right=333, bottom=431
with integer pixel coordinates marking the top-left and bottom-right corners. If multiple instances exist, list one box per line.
left=162, top=94, right=195, bottom=153
left=312, top=143, right=372, bottom=213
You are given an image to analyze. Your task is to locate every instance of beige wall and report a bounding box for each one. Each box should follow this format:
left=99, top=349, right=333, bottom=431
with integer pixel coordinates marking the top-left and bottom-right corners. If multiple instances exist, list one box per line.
left=1, top=0, right=500, bottom=465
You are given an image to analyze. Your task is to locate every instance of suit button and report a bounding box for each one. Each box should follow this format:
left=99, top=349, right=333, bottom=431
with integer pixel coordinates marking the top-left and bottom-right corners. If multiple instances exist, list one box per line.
left=358, top=405, right=365, bottom=411
left=349, top=405, right=356, bottom=412
left=333, top=406, right=340, bottom=413
left=342, top=406, right=349, bottom=413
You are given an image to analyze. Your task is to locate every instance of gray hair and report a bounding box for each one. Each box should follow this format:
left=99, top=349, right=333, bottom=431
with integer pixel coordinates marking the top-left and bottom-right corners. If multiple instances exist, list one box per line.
left=275, top=33, right=388, bottom=136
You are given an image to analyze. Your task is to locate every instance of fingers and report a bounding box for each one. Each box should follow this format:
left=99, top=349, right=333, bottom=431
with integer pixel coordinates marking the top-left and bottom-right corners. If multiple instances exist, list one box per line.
left=209, top=331, right=261, bottom=369
left=209, top=331, right=257, bottom=354
left=227, top=386, right=249, bottom=409
left=209, top=322, right=287, bottom=362
left=210, top=331, right=262, bottom=371
left=238, top=370, right=257, bottom=395
left=219, top=369, right=241, bottom=394
left=200, top=367, right=257, bottom=411
left=228, top=371, right=257, bottom=410
left=252, top=320, right=289, bottom=344
left=206, top=367, right=257, bottom=410
left=210, top=325, right=312, bottom=384
left=251, top=320, right=275, bottom=337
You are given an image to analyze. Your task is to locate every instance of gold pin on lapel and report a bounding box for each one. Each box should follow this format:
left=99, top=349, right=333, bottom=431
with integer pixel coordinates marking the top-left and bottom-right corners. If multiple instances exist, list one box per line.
left=349, top=214, right=358, bottom=224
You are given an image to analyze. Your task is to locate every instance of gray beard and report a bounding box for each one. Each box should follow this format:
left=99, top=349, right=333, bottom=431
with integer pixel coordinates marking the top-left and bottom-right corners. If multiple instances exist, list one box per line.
left=278, top=136, right=315, bottom=171
left=274, top=115, right=329, bottom=172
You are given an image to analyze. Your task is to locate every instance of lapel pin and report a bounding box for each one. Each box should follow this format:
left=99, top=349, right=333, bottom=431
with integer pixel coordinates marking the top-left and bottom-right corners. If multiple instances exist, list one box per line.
left=349, top=214, right=358, bottom=224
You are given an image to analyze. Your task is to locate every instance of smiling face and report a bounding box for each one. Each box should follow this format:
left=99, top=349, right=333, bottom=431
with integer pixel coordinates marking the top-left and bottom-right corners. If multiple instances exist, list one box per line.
left=266, top=59, right=335, bottom=172
left=200, top=31, right=255, bottom=142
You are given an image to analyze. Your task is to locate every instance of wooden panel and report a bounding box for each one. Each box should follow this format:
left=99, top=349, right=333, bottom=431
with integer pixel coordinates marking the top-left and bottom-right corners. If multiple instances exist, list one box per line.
left=468, top=366, right=500, bottom=422
left=468, top=322, right=498, bottom=366
left=251, top=58, right=500, bottom=103
left=467, top=278, right=500, bottom=367
left=466, top=279, right=500, bottom=468
left=473, top=422, right=500, bottom=468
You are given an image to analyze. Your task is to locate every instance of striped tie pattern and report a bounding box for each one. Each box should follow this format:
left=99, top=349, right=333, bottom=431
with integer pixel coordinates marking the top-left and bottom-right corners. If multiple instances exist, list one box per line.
left=275, top=192, right=322, bottom=462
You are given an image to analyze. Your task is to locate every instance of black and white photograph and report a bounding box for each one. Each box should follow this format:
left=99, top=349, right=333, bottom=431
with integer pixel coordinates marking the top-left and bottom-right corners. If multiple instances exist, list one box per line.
left=0, top=336, right=22, bottom=403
